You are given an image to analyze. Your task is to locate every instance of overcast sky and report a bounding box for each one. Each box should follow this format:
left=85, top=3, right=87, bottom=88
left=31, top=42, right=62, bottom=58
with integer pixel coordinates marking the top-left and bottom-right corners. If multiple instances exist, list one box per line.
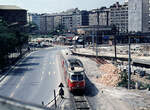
left=0, top=0, right=124, bottom=13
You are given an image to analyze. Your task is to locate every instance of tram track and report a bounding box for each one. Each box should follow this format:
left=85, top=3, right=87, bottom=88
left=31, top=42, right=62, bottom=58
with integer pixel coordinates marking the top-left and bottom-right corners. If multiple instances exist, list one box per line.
left=71, top=93, right=91, bottom=110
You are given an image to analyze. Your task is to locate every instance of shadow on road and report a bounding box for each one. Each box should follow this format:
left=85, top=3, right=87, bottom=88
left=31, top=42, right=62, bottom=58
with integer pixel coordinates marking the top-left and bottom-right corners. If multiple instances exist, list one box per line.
left=9, top=67, right=34, bottom=76
left=84, top=76, right=99, bottom=97
left=22, top=56, right=43, bottom=63
left=17, top=63, right=39, bottom=67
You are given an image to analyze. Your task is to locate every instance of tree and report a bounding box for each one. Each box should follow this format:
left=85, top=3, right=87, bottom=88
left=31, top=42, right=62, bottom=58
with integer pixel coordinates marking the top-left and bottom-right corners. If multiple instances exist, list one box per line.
left=0, top=18, right=29, bottom=69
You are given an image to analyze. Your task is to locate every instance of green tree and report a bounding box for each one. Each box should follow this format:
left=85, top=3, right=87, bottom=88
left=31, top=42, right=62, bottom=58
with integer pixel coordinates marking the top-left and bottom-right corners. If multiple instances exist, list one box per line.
left=0, top=18, right=29, bottom=69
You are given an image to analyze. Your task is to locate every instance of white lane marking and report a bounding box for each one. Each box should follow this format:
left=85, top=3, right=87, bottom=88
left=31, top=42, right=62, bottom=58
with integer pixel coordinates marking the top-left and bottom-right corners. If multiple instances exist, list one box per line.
left=16, top=76, right=24, bottom=89
left=10, top=92, right=15, bottom=98
left=10, top=76, right=25, bottom=97
left=41, top=76, right=43, bottom=81
left=48, top=72, right=51, bottom=76
left=16, top=83, right=20, bottom=89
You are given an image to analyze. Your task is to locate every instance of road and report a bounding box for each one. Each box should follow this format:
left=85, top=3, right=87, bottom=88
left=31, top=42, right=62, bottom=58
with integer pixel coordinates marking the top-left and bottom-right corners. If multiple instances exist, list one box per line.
left=0, top=47, right=64, bottom=105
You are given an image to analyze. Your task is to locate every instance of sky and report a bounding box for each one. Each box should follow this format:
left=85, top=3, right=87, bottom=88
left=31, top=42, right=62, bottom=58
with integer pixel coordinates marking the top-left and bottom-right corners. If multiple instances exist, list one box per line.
left=0, top=0, right=124, bottom=13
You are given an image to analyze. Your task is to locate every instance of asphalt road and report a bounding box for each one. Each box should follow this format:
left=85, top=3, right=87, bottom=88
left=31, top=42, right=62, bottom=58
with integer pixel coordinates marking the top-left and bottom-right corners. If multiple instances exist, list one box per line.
left=0, top=47, right=64, bottom=105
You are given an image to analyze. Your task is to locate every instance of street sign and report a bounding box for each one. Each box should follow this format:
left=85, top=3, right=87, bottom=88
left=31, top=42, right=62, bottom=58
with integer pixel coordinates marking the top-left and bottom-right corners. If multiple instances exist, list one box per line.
left=59, top=83, right=64, bottom=88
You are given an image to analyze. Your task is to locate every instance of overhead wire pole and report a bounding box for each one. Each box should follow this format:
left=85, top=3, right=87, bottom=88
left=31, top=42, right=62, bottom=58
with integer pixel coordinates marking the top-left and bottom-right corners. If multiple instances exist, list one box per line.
left=112, top=24, right=117, bottom=61
left=128, top=33, right=131, bottom=89
left=96, top=10, right=100, bottom=58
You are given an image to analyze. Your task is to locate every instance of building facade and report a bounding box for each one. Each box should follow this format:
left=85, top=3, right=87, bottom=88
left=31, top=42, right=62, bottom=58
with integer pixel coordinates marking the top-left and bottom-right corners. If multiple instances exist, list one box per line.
left=0, top=5, right=27, bottom=25
left=40, top=14, right=54, bottom=34
left=109, top=2, right=128, bottom=33
left=128, top=0, right=150, bottom=33
left=54, top=15, right=62, bottom=29
left=89, top=8, right=109, bottom=26
left=28, top=13, right=41, bottom=31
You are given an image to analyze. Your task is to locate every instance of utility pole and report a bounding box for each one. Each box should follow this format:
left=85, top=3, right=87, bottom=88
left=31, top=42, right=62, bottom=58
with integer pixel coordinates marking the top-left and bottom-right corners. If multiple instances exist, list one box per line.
left=128, top=35, right=131, bottom=89
left=112, top=25, right=117, bottom=61
left=96, top=10, right=100, bottom=58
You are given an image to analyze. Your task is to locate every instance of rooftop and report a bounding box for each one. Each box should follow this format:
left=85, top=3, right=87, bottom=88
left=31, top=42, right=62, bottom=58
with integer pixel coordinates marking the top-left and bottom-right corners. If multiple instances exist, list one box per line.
left=0, top=5, right=26, bottom=10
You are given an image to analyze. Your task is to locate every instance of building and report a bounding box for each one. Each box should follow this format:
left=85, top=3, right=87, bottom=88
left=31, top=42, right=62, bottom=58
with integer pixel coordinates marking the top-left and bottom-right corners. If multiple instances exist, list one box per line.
left=60, top=8, right=82, bottom=32
left=0, top=5, right=27, bottom=25
left=28, top=13, right=41, bottom=31
left=54, top=15, right=62, bottom=29
left=128, top=0, right=150, bottom=33
left=81, top=10, right=89, bottom=26
left=89, top=8, right=109, bottom=26
left=62, top=15, right=73, bottom=32
left=40, top=14, right=54, bottom=34
left=109, top=2, right=128, bottom=33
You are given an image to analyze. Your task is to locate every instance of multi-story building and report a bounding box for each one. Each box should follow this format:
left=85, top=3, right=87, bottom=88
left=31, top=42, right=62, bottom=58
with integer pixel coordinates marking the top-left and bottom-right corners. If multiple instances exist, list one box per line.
left=72, top=14, right=81, bottom=31
left=128, top=0, right=150, bottom=33
left=0, top=5, right=27, bottom=25
left=109, top=2, right=128, bottom=33
left=54, top=15, right=62, bottom=29
left=61, top=8, right=82, bottom=32
left=80, top=10, right=89, bottom=26
left=28, top=13, right=41, bottom=31
left=62, top=15, right=73, bottom=32
left=40, top=14, right=54, bottom=34
left=89, top=7, right=109, bottom=26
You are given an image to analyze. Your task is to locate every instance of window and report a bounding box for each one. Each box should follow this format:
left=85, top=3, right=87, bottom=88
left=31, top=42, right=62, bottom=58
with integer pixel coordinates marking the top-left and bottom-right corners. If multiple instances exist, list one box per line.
left=78, top=75, right=83, bottom=81
left=71, top=75, right=78, bottom=81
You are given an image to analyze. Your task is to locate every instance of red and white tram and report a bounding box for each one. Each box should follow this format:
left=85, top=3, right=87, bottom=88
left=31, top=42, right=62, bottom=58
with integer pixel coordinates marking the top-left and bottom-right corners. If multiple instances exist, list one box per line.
left=63, top=58, right=86, bottom=92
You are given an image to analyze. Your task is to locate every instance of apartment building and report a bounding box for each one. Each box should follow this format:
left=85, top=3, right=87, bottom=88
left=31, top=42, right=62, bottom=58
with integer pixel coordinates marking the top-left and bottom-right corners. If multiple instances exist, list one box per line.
left=28, top=13, right=41, bottom=31
left=61, top=8, right=82, bottom=32
left=40, top=14, right=54, bottom=34
left=54, top=15, right=62, bottom=29
left=89, top=7, right=109, bottom=26
left=128, top=0, right=150, bottom=33
left=109, top=2, right=128, bottom=33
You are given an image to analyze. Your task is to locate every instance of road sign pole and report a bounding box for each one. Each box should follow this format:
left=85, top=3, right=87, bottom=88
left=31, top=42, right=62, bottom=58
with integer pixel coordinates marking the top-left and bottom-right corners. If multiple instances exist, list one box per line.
left=54, top=89, right=57, bottom=108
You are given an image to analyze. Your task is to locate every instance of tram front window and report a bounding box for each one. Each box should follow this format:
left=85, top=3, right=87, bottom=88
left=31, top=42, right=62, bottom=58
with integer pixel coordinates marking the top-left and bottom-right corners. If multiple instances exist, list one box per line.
left=78, top=75, right=83, bottom=81
left=71, top=75, right=78, bottom=81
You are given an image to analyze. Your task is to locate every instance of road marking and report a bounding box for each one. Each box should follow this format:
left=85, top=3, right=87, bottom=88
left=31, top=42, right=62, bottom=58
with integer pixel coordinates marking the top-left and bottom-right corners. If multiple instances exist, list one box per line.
left=42, top=71, right=44, bottom=75
left=16, top=83, right=20, bottom=89
left=21, top=76, right=24, bottom=81
left=54, top=72, right=56, bottom=74
left=41, top=76, right=43, bottom=81
left=10, top=92, right=15, bottom=98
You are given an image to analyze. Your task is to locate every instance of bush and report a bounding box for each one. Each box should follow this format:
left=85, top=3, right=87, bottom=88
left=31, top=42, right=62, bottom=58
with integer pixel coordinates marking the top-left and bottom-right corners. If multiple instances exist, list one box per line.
left=118, top=71, right=135, bottom=88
